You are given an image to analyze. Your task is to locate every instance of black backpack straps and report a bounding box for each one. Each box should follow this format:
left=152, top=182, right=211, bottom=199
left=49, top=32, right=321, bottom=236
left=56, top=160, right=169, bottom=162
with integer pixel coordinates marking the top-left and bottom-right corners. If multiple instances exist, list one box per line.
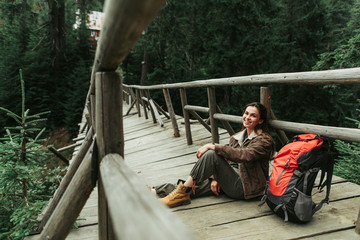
left=258, top=181, right=269, bottom=207
left=313, top=154, right=334, bottom=214
left=303, top=168, right=319, bottom=193
left=318, top=170, right=326, bottom=190
left=258, top=195, right=267, bottom=207
left=282, top=205, right=289, bottom=222
left=274, top=203, right=289, bottom=222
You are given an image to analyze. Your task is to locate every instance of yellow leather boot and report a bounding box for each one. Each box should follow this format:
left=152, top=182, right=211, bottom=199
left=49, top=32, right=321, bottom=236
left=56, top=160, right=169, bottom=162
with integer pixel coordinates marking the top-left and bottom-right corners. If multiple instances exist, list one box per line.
left=159, top=181, right=191, bottom=208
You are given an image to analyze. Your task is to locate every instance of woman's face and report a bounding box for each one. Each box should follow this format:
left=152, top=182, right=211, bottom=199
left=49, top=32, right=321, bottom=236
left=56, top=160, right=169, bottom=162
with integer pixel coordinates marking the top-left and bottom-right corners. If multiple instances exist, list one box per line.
left=242, top=106, right=264, bottom=132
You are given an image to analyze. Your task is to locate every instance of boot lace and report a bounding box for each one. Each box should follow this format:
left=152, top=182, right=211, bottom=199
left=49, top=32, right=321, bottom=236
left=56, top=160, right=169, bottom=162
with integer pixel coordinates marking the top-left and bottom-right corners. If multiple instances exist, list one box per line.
left=169, top=188, right=179, bottom=199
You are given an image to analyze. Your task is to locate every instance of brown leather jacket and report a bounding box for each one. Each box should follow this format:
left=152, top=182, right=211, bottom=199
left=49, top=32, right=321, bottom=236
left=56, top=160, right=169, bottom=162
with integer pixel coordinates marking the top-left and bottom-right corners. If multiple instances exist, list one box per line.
left=214, top=130, right=274, bottom=199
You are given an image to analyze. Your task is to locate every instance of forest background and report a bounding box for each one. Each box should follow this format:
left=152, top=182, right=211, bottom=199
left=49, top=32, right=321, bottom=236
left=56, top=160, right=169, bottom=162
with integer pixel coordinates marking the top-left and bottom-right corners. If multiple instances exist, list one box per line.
left=1, top=0, right=360, bottom=138
left=0, top=0, right=360, bottom=239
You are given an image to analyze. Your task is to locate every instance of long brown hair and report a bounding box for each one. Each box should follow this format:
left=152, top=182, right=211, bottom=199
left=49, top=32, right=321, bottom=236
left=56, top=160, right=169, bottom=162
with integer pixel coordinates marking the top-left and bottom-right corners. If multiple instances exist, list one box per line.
left=242, top=102, right=270, bottom=134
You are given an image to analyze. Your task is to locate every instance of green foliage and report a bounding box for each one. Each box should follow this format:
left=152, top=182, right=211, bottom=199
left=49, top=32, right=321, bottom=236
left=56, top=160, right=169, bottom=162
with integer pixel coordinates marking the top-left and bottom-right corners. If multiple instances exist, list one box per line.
left=333, top=109, right=360, bottom=184
left=0, top=70, right=65, bottom=239
left=313, top=0, right=360, bottom=127
left=0, top=0, right=101, bottom=137
left=122, top=0, right=352, bottom=129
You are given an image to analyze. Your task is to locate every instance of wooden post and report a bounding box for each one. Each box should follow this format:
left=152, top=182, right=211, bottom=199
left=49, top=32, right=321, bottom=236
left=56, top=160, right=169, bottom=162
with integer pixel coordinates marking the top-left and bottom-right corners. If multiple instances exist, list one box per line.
left=163, top=89, right=180, bottom=137
left=180, top=88, right=192, bottom=145
left=356, top=208, right=360, bottom=235
left=125, top=99, right=136, bottom=116
left=145, top=90, right=157, bottom=124
left=48, top=147, right=69, bottom=165
left=135, top=89, right=141, bottom=117
left=140, top=89, right=149, bottom=119
left=149, top=99, right=164, bottom=127
left=260, top=87, right=288, bottom=145
left=216, top=105, right=235, bottom=136
left=90, top=94, right=96, bottom=131
left=153, top=100, right=170, bottom=119
left=260, top=87, right=271, bottom=120
left=37, top=127, right=94, bottom=232
left=208, top=87, right=219, bottom=143
left=95, top=72, right=124, bottom=240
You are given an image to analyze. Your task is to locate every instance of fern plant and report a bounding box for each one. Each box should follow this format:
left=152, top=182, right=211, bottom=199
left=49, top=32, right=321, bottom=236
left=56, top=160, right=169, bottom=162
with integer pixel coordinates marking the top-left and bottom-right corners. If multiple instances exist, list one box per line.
left=0, top=70, right=64, bottom=239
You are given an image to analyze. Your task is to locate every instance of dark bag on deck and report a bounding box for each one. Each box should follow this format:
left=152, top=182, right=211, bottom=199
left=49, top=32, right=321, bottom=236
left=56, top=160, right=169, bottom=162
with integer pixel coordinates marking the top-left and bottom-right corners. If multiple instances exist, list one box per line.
left=260, top=134, right=333, bottom=222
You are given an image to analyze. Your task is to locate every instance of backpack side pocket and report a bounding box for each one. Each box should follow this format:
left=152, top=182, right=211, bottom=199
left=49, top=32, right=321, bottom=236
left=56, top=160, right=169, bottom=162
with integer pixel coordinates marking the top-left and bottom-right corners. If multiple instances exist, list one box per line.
left=294, top=189, right=314, bottom=222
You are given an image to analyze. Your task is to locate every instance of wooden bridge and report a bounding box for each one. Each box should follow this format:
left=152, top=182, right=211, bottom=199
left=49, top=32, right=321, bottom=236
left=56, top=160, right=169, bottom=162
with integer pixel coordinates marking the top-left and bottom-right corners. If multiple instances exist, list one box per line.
left=28, top=101, right=360, bottom=240
left=25, top=0, right=360, bottom=239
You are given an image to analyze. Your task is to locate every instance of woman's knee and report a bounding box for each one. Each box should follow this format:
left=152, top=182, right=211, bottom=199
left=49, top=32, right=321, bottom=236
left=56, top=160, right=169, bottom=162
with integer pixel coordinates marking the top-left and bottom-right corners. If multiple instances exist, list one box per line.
left=202, top=149, right=216, bottom=158
left=201, top=150, right=226, bottom=164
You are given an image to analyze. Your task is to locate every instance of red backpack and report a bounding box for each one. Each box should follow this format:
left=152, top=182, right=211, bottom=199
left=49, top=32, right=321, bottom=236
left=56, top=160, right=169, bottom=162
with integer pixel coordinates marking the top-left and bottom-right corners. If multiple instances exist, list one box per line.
left=260, top=134, right=333, bottom=222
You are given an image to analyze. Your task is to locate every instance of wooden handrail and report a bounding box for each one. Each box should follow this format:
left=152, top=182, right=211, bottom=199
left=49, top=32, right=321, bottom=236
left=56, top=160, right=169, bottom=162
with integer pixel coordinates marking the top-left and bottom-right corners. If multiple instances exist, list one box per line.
left=100, top=154, right=195, bottom=240
left=269, top=119, right=360, bottom=143
left=123, top=67, right=360, bottom=90
left=123, top=68, right=360, bottom=144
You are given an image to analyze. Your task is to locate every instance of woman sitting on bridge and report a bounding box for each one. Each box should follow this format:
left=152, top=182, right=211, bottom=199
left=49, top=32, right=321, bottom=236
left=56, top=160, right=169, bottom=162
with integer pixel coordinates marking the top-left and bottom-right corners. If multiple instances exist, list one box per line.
left=153, top=102, right=275, bottom=208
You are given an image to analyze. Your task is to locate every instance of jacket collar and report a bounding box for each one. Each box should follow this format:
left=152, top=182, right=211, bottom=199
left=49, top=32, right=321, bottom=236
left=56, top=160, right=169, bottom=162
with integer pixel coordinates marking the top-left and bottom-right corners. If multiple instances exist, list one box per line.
left=233, top=129, right=262, bottom=143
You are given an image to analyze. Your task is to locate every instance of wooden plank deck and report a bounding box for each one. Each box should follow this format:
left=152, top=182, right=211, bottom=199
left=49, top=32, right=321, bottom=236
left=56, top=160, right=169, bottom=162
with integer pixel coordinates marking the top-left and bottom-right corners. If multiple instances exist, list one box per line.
left=28, top=103, right=360, bottom=239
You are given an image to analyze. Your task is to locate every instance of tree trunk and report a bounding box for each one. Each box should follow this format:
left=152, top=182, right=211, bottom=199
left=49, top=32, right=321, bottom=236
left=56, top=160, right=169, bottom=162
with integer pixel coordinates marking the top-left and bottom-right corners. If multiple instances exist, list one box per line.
left=141, top=49, right=149, bottom=85
left=48, top=0, right=66, bottom=71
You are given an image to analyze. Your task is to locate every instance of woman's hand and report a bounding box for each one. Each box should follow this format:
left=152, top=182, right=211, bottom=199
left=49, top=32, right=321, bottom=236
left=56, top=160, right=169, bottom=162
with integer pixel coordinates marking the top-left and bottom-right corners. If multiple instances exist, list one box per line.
left=196, top=143, right=215, bottom=159
left=211, top=179, right=220, bottom=196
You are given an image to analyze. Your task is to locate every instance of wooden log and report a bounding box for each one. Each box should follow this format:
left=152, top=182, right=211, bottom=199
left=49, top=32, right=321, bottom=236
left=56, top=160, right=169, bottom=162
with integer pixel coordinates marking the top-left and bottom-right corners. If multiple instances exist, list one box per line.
left=184, top=105, right=209, bottom=113
left=260, top=87, right=288, bottom=145
left=269, top=119, right=360, bottom=143
left=37, top=127, right=94, bottom=232
left=163, top=89, right=180, bottom=137
left=135, top=89, right=141, bottom=117
left=260, top=87, right=271, bottom=120
left=95, top=72, right=124, bottom=240
left=100, top=154, right=195, bottom=240
left=208, top=87, right=219, bottom=143
left=216, top=105, right=235, bottom=136
left=140, top=89, right=149, bottom=119
left=149, top=99, right=164, bottom=127
left=180, top=88, right=192, bottom=145
left=145, top=90, right=157, bottom=124
left=57, top=141, right=82, bottom=152
left=73, top=135, right=85, bottom=142
left=153, top=100, right=170, bottom=119
left=188, top=110, right=212, bottom=133
left=39, top=142, right=96, bottom=239
left=48, top=147, right=69, bottom=165
left=125, top=99, right=136, bottom=116
left=213, top=113, right=243, bottom=124
left=270, top=110, right=289, bottom=145
left=90, top=94, right=96, bottom=132
left=79, top=121, right=88, bottom=134
left=356, top=208, right=360, bottom=235
left=122, top=67, right=360, bottom=90
left=89, top=0, right=167, bottom=95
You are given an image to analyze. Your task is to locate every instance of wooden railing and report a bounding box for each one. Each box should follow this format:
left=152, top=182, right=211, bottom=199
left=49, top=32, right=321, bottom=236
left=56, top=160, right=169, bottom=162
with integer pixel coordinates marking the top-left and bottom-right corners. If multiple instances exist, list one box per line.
left=35, top=0, right=360, bottom=239
left=121, top=69, right=360, bottom=238
left=123, top=68, right=360, bottom=145
left=37, top=0, right=193, bottom=239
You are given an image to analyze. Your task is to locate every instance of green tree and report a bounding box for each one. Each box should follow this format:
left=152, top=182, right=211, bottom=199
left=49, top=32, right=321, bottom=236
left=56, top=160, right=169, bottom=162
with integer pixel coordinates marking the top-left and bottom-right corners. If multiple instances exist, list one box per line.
left=333, top=104, right=360, bottom=184
left=0, top=70, right=65, bottom=239
left=0, top=0, right=102, bottom=137
left=313, top=0, right=360, bottom=127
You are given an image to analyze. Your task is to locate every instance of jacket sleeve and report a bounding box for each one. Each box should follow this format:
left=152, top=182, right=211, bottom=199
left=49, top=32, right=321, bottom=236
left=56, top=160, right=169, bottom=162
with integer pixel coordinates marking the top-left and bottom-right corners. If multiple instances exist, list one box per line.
left=214, top=135, right=273, bottom=163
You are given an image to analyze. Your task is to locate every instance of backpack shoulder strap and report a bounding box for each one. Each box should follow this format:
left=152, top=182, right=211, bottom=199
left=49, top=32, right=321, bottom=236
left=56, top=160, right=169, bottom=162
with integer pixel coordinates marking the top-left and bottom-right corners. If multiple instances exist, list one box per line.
left=313, top=149, right=334, bottom=214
